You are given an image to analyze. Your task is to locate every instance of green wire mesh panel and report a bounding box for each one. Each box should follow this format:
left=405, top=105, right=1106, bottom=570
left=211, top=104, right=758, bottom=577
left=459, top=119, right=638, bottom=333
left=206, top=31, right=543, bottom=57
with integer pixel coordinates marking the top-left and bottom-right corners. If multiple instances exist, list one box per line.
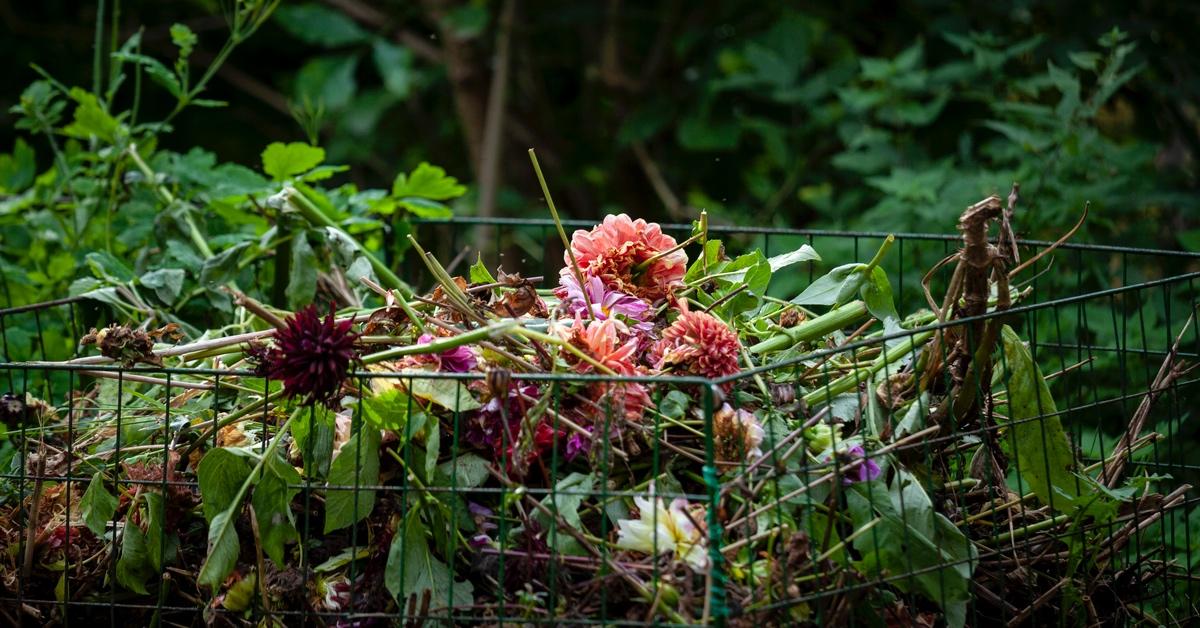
left=1, top=219, right=1198, bottom=626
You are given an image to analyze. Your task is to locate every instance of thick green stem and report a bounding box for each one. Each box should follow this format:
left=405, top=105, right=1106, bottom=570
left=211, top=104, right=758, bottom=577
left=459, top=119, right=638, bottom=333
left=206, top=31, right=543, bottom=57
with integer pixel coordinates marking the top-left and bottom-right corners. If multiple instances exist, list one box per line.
left=361, top=320, right=520, bottom=364
left=801, top=330, right=933, bottom=407
left=749, top=300, right=869, bottom=354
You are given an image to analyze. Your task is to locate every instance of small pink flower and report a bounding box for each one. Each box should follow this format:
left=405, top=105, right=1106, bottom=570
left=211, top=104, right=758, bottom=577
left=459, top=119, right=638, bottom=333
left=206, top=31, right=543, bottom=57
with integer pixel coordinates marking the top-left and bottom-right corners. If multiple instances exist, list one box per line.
left=561, top=214, right=687, bottom=301
left=555, top=274, right=652, bottom=333
left=651, top=310, right=742, bottom=389
left=416, top=333, right=478, bottom=373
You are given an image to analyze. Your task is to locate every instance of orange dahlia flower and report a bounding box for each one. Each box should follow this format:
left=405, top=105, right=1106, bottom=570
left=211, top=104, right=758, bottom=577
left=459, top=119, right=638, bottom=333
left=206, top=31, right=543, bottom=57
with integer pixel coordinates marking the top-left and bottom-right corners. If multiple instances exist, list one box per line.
left=560, top=315, right=652, bottom=420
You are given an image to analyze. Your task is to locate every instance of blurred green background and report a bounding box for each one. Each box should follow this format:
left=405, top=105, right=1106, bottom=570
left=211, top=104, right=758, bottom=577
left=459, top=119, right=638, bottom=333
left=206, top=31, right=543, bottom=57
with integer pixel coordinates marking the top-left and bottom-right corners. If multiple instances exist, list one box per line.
left=3, top=0, right=1198, bottom=243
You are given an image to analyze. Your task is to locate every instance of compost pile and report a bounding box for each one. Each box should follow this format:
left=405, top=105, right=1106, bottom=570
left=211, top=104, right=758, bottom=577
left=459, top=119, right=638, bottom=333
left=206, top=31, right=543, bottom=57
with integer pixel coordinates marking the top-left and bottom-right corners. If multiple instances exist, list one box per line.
left=1, top=190, right=1192, bottom=626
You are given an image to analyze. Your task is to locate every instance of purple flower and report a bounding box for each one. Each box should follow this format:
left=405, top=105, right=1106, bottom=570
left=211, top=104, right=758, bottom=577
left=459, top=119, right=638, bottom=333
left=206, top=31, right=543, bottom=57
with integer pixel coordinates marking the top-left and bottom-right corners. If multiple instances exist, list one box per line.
left=464, top=383, right=540, bottom=453
left=565, top=428, right=593, bottom=461
left=558, top=274, right=652, bottom=330
left=417, top=333, right=478, bottom=373
left=831, top=444, right=882, bottom=485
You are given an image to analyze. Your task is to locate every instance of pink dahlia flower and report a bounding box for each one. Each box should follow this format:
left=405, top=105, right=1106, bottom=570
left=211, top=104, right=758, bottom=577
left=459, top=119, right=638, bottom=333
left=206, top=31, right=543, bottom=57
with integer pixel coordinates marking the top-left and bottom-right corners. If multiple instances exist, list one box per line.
left=556, top=274, right=652, bottom=333
left=560, top=214, right=687, bottom=301
left=650, top=310, right=742, bottom=388
left=561, top=315, right=652, bottom=421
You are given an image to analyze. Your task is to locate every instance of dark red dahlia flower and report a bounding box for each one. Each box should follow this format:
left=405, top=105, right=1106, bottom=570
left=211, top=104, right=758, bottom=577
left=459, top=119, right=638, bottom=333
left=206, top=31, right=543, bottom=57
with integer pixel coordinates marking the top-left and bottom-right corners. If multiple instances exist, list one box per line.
left=266, top=305, right=360, bottom=406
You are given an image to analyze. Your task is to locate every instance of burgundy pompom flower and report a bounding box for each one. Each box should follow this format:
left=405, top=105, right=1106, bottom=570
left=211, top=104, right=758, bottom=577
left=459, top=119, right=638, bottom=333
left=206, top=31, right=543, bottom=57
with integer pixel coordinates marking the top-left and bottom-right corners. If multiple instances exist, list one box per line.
left=650, top=310, right=742, bottom=389
left=266, top=305, right=360, bottom=406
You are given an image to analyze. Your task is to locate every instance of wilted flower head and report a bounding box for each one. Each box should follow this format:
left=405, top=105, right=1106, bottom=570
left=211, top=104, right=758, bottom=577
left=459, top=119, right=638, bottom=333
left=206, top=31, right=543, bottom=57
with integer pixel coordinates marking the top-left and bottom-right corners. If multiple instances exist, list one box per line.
left=465, top=383, right=558, bottom=474
left=266, top=305, right=360, bottom=406
left=650, top=310, right=741, bottom=388
left=416, top=333, right=478, bottom=373
left=713, top=404, right=764, bottom=462
left=556, top=274, right=652, bottom=332
left=616, top=488, right=708, bottom=569
left=562, top=315, right=640, bottom=375
left=827, top=443, right=882, bottom=485
left=561, top=315, right=652, bottom=421
left=562, top=214, right=687, bottom=301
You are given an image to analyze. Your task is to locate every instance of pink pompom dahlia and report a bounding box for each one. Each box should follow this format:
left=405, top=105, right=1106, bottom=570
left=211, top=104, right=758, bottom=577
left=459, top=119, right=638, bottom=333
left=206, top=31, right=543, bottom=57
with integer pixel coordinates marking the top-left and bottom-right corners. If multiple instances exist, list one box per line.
left=560, top=214, right=687, bottom=302
left=651, top=310, right=742, bottom=388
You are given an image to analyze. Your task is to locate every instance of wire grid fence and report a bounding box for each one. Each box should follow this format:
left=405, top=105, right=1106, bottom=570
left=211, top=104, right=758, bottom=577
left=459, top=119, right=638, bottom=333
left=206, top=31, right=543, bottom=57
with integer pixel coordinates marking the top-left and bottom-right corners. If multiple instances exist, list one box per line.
left=1, top=218, right=1198, bottom=626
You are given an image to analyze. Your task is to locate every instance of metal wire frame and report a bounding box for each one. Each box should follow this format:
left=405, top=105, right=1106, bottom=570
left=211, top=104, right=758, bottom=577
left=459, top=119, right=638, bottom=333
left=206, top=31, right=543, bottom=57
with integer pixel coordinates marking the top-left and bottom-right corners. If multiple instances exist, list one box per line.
left=1, top=222, right=1198, bottom=626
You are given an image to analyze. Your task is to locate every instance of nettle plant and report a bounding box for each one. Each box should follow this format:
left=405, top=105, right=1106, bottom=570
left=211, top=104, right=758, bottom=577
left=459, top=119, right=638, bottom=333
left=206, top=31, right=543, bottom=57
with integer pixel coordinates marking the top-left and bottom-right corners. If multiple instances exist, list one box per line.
left=0, top=1, right=462, bottom=366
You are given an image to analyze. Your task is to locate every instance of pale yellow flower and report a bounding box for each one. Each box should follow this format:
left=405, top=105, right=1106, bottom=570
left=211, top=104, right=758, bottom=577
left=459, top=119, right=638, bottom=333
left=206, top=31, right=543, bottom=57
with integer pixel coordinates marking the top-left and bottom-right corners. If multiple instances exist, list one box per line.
left=616, top=489, right=708, bottom=569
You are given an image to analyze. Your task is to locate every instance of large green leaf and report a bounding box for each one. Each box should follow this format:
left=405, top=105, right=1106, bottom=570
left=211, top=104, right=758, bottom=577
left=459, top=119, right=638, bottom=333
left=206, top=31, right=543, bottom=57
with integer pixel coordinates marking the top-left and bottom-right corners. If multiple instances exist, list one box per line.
left=251, top=454, right=302, bottom=565
left=998, top=325, right=1083, bottom=512
left=791, top=263, right=864, bottom=306
left=385, top=511, right=474, bottom=611
left=324, top=426, right=381, bottom=533
left=80, top=471, right=118, bottom=536
left=847, top=478, right=976, bottom=628
left=116, top=520, right=153, bottom=594
left=197, top=447, right=254, bottom=522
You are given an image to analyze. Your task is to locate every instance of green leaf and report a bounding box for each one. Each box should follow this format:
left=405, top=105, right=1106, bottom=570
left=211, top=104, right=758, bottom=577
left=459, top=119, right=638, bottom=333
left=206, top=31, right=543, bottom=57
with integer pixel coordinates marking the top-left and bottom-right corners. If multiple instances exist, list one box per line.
left=765, top=244, right=821, bottom=272
left=658, top=390, right=691, bottom=421
left=198, top=507, right=241, bottom=590
left=143, top=492, right=166, bottom=571
left=372, top=40, right=415, bottom=98
left=62, top=88, right=121, bottom=142
left=362, top=388, right=414, bottom=431
left=169, top=23, right=197, bottom=59
left=791, top=263, right=865, bottom=306
left=0, top=137, right=37, bottom=192
left=139, top=268, right=186, bottom=304
left=197, top=447, right=254, bottom=522
left=252, top=454, right=302, bottom=565
left=392, top=162, right=466, bottom=201
left=116, top=521, right=152, bottom=594
left=409, top=376, right=482, bottom=412
left=684, top=240, right=724, bottom=284
left=286, top=232, right=318, bottom=310
left=396, top=197, right=454, bottom=218
left=861, top=266, right=902, bottom=338
left=276, top=3, right=370, bottom=47
left=324, top=426, right=381, bottom=533
left=85, top=250, right=136, bottom=283
left=998, top=325, right=1083, bottom=512
left=111, top=51, right=182, bottom=98
left=199, top=242, right=251, bottom=288
left=436, top=453, right=490, bottom=490
left=80, top=472, right=118, bottom=536
left=385, top=510, right=474, bottom=610
left=262, top=142, right=326, bottom=181
left=469, top=253, right=496, bottom=285
left=847, top=479, right=975, bottom=626
left=533, top=472, right=594, bottom=554
left=424, top=417, right=441, bottom=483
left=295, top=54, right=359, bottom=111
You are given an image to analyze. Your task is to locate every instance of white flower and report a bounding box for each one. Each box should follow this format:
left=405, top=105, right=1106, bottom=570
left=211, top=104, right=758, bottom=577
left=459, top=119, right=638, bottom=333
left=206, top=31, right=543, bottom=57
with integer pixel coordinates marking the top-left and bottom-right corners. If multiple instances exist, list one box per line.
left=616, top=489, right=708, bottom=569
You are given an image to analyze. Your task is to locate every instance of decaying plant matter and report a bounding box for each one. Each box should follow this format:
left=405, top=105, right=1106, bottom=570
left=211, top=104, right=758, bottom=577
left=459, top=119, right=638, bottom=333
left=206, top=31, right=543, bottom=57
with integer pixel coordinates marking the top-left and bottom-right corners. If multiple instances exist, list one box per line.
left=1, top=184, right=1193, bottom=627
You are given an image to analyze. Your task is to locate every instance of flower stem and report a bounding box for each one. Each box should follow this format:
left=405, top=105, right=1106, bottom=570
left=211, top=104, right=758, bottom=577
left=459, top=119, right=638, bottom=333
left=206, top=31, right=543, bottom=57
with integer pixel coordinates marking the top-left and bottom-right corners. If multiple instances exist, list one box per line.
left=528, top=149, right=595, bottom=318
left=862, top=234, right=895, bottom=276
left=361, top=320, right=520, bottom=364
